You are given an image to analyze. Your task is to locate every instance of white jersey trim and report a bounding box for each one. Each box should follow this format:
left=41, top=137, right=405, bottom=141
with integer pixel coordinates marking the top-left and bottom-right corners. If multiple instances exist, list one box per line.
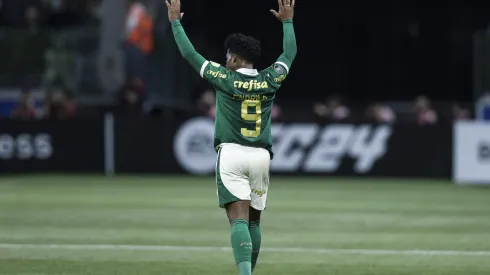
left=236, top=68, right=259, bottom=76
left=200, top=61, right=210, bottom=78
left=216, top=143, right=237, bottom=150
left=275, top=61, right=289, bottom=74
left=216, top=142, right=266, bottom=151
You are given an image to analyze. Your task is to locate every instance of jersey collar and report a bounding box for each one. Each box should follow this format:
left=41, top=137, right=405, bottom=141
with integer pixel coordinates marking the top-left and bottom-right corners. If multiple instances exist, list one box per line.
left=236, top=68, right=259, bottom=76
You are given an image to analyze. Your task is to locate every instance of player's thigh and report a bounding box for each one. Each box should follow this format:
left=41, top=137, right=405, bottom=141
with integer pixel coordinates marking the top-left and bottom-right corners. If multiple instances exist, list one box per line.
left=216, top=146, right=251, bottom=209
left=248, top=148, right=271, bottom=211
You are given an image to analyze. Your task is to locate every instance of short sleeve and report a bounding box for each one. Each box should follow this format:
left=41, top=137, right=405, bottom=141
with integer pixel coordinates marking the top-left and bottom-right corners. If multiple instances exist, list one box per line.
left=200, top=60, right=231, bottom=91
left=262, top=62, right=289, bottom=89
left=274, top=59, right=291, bottom=76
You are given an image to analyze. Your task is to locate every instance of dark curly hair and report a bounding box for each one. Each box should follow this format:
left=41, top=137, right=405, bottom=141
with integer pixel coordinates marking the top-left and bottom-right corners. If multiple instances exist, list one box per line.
left=224, top=33, right=262, bottom=63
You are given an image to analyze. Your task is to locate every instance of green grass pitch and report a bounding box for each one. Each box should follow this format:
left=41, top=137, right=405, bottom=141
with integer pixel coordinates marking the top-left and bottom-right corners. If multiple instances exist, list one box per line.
left=1, top=175, right=490, bottom=275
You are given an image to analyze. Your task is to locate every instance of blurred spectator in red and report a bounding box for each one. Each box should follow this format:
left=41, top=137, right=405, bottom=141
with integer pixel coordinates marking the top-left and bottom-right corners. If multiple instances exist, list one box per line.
left=44, top=87, right=77, bottom=119
left=11, top=89, right=37, bottom=120
left=124, top=0, right=154, bottom=85
left=414, top=95, right=438, bottom=125
left=366, top=103, right=396, bottom=123
left=313, top=95, right=350, bottom=120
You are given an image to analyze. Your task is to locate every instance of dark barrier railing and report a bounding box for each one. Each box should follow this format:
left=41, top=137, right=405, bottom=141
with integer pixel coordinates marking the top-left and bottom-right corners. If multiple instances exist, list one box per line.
left=0, top=119, right=104, bottom=174
left=116, top=117, right=452, bottom=178
left=0, top=116, right=455, bottom=179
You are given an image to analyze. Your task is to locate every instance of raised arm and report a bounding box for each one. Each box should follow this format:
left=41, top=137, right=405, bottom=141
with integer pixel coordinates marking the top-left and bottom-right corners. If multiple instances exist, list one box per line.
left=166, top=0, right=206, bottom=74
left=277, top=19, right=297, bottom=72
left=271, top=0, right=297, bottom=73
left=170, top=20, right=206, bottom=73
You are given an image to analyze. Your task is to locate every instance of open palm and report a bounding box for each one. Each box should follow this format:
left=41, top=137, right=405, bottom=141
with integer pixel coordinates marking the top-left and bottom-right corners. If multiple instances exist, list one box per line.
left=165, top=0, right=184, bottom=21
left=270, top=0, right=295, bottom=21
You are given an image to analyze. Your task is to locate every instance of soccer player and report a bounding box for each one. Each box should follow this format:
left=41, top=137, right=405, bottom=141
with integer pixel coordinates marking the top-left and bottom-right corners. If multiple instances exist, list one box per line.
left=165, top=0, right=296, bottom=274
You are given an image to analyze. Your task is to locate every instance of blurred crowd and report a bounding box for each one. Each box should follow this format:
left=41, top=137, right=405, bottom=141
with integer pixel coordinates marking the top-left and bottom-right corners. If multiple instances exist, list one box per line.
left=10, top=86, right=76, bottom=120
left=195, top=91, right=471, bottom=124
left=0, top=0, right=101, bottom=29
left=311, top=95, right=471, bottom=124
left=0, top=0, right=145, bottom=119
left=0, top=0, right=475, bottom=124
left=11, top=85, right=472, bottom=124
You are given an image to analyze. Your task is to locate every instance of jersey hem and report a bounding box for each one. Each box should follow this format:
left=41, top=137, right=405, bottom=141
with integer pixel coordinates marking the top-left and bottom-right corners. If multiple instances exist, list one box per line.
left=215, top=142, right=266, bottom=150
left=215, top=142, right=273, bottom=160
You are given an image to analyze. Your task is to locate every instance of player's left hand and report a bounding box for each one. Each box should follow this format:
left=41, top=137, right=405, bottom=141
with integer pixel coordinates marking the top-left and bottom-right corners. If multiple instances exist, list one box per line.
left=271, top=0, right=295, bottom=21
left=165, top=0, right=184, bottom=22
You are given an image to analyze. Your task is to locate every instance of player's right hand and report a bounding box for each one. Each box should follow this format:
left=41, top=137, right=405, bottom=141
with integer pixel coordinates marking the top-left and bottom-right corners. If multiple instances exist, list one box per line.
left=270, top=0, right=295, bottom=21
left=165, top=0, right=184, bottom=22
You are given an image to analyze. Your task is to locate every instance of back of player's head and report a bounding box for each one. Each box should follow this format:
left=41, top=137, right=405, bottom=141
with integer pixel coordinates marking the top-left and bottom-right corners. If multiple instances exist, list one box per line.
left=224, top=33, right=262, bottom=64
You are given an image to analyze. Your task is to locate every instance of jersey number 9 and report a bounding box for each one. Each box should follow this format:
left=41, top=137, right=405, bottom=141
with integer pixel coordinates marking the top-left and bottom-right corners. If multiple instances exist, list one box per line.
left=241, top=100, right=262, bottom=138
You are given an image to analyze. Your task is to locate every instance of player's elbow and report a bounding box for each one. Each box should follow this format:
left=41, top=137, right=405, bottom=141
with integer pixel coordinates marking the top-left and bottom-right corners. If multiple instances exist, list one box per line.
left=182, top=49, right=199, bottom=60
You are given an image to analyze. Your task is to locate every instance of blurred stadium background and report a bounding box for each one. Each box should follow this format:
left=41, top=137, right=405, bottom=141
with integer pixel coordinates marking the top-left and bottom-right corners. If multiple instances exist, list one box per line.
left=0, top=0, right=490, bottom=274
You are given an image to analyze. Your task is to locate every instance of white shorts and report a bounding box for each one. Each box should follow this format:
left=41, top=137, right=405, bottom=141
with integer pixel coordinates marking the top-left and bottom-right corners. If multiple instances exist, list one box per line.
left=215, top=143, right=271, bottom=211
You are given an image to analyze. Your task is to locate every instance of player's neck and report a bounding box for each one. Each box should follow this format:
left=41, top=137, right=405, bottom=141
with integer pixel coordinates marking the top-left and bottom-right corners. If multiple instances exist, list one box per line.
left=239, top=64, right=254, bottom=70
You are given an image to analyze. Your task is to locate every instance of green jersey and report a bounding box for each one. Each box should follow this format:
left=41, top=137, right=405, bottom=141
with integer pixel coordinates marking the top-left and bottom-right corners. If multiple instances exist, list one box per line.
left=171, top=19, right=297, bottom=158
left=200, top=61, right=289, bottom=155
